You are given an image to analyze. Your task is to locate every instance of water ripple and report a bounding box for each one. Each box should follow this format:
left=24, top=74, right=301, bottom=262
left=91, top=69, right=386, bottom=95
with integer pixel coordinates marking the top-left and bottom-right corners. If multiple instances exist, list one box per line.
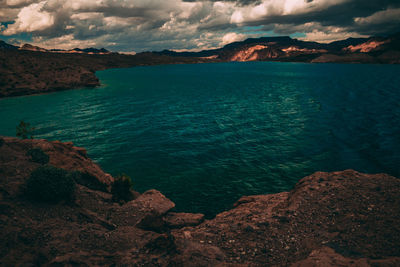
left=0, top=62, right=399, bottom=217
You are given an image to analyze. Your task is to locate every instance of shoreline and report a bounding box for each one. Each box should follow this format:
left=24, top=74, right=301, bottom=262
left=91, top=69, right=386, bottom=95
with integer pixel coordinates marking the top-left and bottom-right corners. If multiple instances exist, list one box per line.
left=1, top=47, right=399, bottom=99
left=1, top=136, right=399, bottom=265
left=1, top=60, right=397, bottom=100
left=0, top=49, right=215, bottom=99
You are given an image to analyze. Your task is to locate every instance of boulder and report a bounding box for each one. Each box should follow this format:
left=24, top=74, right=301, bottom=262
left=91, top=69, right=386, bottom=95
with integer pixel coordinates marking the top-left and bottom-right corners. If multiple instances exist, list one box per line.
left=164, top=212, right=205, bottom=228
left=110, top=189, right=175, bottom=228
left=172, top=241, right=225, bottom=267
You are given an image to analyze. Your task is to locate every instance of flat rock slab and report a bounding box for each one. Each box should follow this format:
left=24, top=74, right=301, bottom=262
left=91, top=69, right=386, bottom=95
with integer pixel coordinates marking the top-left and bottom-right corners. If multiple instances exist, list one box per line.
left=110, top=189, right=175, bottom=227
left=164, top=212, right=205, bottom=228
left=134, top=189, right=175, bottom=215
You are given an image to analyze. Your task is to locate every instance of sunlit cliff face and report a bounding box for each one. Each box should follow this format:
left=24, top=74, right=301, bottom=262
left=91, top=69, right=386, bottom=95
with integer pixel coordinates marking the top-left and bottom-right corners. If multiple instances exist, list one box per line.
left=344, top=40, right=387, bottom=53
left=228, top=44, right=329, bottom=62
left=231, top=45, right=269, bottom=61
left=0, top=0, right=399, bottom=51
left=282, top=46, right=327, bottom=54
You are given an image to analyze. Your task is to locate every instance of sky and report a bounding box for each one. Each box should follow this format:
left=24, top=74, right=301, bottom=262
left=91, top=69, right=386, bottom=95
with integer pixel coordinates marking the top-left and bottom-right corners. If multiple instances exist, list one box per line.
left=0, top=0, right=399, bottom=52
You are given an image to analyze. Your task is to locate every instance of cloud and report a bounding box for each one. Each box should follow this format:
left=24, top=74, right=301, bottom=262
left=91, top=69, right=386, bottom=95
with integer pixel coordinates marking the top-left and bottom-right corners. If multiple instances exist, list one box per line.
left=4, top=0, right=39, bottom=8
left=221, top=32, right=246, bottom=45
left=183, top=0, right=262, bottom=6
left=0, top=0, right=399, bottom=51
left=355, top=8, right=400, bottom=25
left=0, top=7, right=20, bottom=21
left=300, top=28, right=367, bottom=43
left=353, top=8, right=400, bottom=33
left=3, top=1, right=54, bottom=35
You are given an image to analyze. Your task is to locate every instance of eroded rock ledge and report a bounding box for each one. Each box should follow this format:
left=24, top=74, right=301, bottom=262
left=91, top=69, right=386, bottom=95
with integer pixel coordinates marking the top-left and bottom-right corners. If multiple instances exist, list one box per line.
left=0, top=137, right=399, bottom=266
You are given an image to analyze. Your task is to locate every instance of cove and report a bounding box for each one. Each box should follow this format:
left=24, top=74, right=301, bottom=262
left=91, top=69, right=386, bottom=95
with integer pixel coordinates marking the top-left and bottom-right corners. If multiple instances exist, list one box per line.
left=0, top=61, right=399, bottom=217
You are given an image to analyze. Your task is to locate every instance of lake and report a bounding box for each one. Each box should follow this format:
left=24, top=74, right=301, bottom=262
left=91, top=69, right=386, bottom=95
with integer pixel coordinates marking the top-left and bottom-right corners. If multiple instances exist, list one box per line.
left=1, top=61, right=399, bottom=217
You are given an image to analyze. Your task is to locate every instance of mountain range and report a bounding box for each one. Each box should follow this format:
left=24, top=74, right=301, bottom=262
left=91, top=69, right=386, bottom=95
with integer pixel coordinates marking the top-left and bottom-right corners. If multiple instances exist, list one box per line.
left=1, top=33, right=399, bottom=98
left=155, top=33, right=400, bottom=63
left=0, top=41, right=112, bottom=54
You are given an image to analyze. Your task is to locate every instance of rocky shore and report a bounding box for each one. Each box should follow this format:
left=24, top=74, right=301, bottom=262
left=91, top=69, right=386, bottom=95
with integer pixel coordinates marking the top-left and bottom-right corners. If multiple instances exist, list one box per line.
left=0, top=136, right=399, bottom=266
left=1, top=33, right=399, bottom=99
left=0, top=48, right=212, bottom=98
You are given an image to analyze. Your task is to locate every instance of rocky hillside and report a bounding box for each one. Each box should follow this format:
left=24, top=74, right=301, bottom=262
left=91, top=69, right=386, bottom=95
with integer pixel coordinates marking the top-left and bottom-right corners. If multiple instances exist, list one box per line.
left=0, top=136, right=399, bottom=266
left=0, top=45, right=214, bottom=98
left=157, top=33, right=400, bottom=64
left=19, top=43, right=113, bottom=54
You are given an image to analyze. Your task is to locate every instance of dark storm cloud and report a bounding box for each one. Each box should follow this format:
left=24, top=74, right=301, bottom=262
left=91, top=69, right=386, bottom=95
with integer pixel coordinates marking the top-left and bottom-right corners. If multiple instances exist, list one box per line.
left=262, top=0, right=399, bottom=27
left=1, top=0, right=399, bottom=51
left=229, top=0, right=400, bottom=27
left=227, top=0, right=400, bottom=42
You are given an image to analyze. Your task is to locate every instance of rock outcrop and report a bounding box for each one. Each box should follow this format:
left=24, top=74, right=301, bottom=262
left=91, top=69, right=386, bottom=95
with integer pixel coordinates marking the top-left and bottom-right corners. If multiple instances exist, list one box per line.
left=171, top=170, right=400, bottom=266
left=0, top=47, right=214, bottom=98
left=19, top=44, right=48, bottom=52
left=228, top=45, right=283, bottom=61
left=0, top=136, right=399, bottom=266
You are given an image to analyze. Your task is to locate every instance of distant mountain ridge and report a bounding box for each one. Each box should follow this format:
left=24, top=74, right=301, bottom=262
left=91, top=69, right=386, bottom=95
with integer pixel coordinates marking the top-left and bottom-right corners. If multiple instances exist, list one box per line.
left=0, top=41, right=112, bottom=54
left=0, top=40, right=18, bottom=50
left=19, top=43, right=48, bottom=52
left=154, top=33, right=400, bottom=63
left=69, top=47, right=111, bottom=54
left=1, top=32, right=399, bottom=61
left=0, top=33, right=399, bottom=98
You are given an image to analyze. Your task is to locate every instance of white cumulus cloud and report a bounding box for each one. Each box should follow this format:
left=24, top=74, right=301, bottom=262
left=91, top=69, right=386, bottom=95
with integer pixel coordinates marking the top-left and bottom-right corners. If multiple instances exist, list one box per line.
left=3, top=1, right=54, bottom=35
left=221, top=32, right=245, bottom=45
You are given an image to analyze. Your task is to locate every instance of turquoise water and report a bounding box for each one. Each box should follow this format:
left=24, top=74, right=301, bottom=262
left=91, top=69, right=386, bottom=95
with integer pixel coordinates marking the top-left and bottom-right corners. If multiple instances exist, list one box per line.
left=1, top=62, right=399, bottom=217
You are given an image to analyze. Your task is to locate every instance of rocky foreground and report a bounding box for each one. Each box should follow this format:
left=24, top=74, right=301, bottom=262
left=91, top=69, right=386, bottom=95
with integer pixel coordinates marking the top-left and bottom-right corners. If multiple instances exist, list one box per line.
left=0, top=137, right=399, bottom=266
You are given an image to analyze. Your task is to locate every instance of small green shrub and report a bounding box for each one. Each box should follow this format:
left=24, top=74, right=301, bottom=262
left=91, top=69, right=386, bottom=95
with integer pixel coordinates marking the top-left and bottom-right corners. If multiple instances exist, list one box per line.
left=16, top=120, right=35, bottom=139
left=26, top=148, right=49, bottom=165
left=111, top=174, right=134, bottom=203
left=0, top=138, right=4, bottom=147
left=25, top=165, right=75, bottom=203
left=69, top=171, right=108, bottom=192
